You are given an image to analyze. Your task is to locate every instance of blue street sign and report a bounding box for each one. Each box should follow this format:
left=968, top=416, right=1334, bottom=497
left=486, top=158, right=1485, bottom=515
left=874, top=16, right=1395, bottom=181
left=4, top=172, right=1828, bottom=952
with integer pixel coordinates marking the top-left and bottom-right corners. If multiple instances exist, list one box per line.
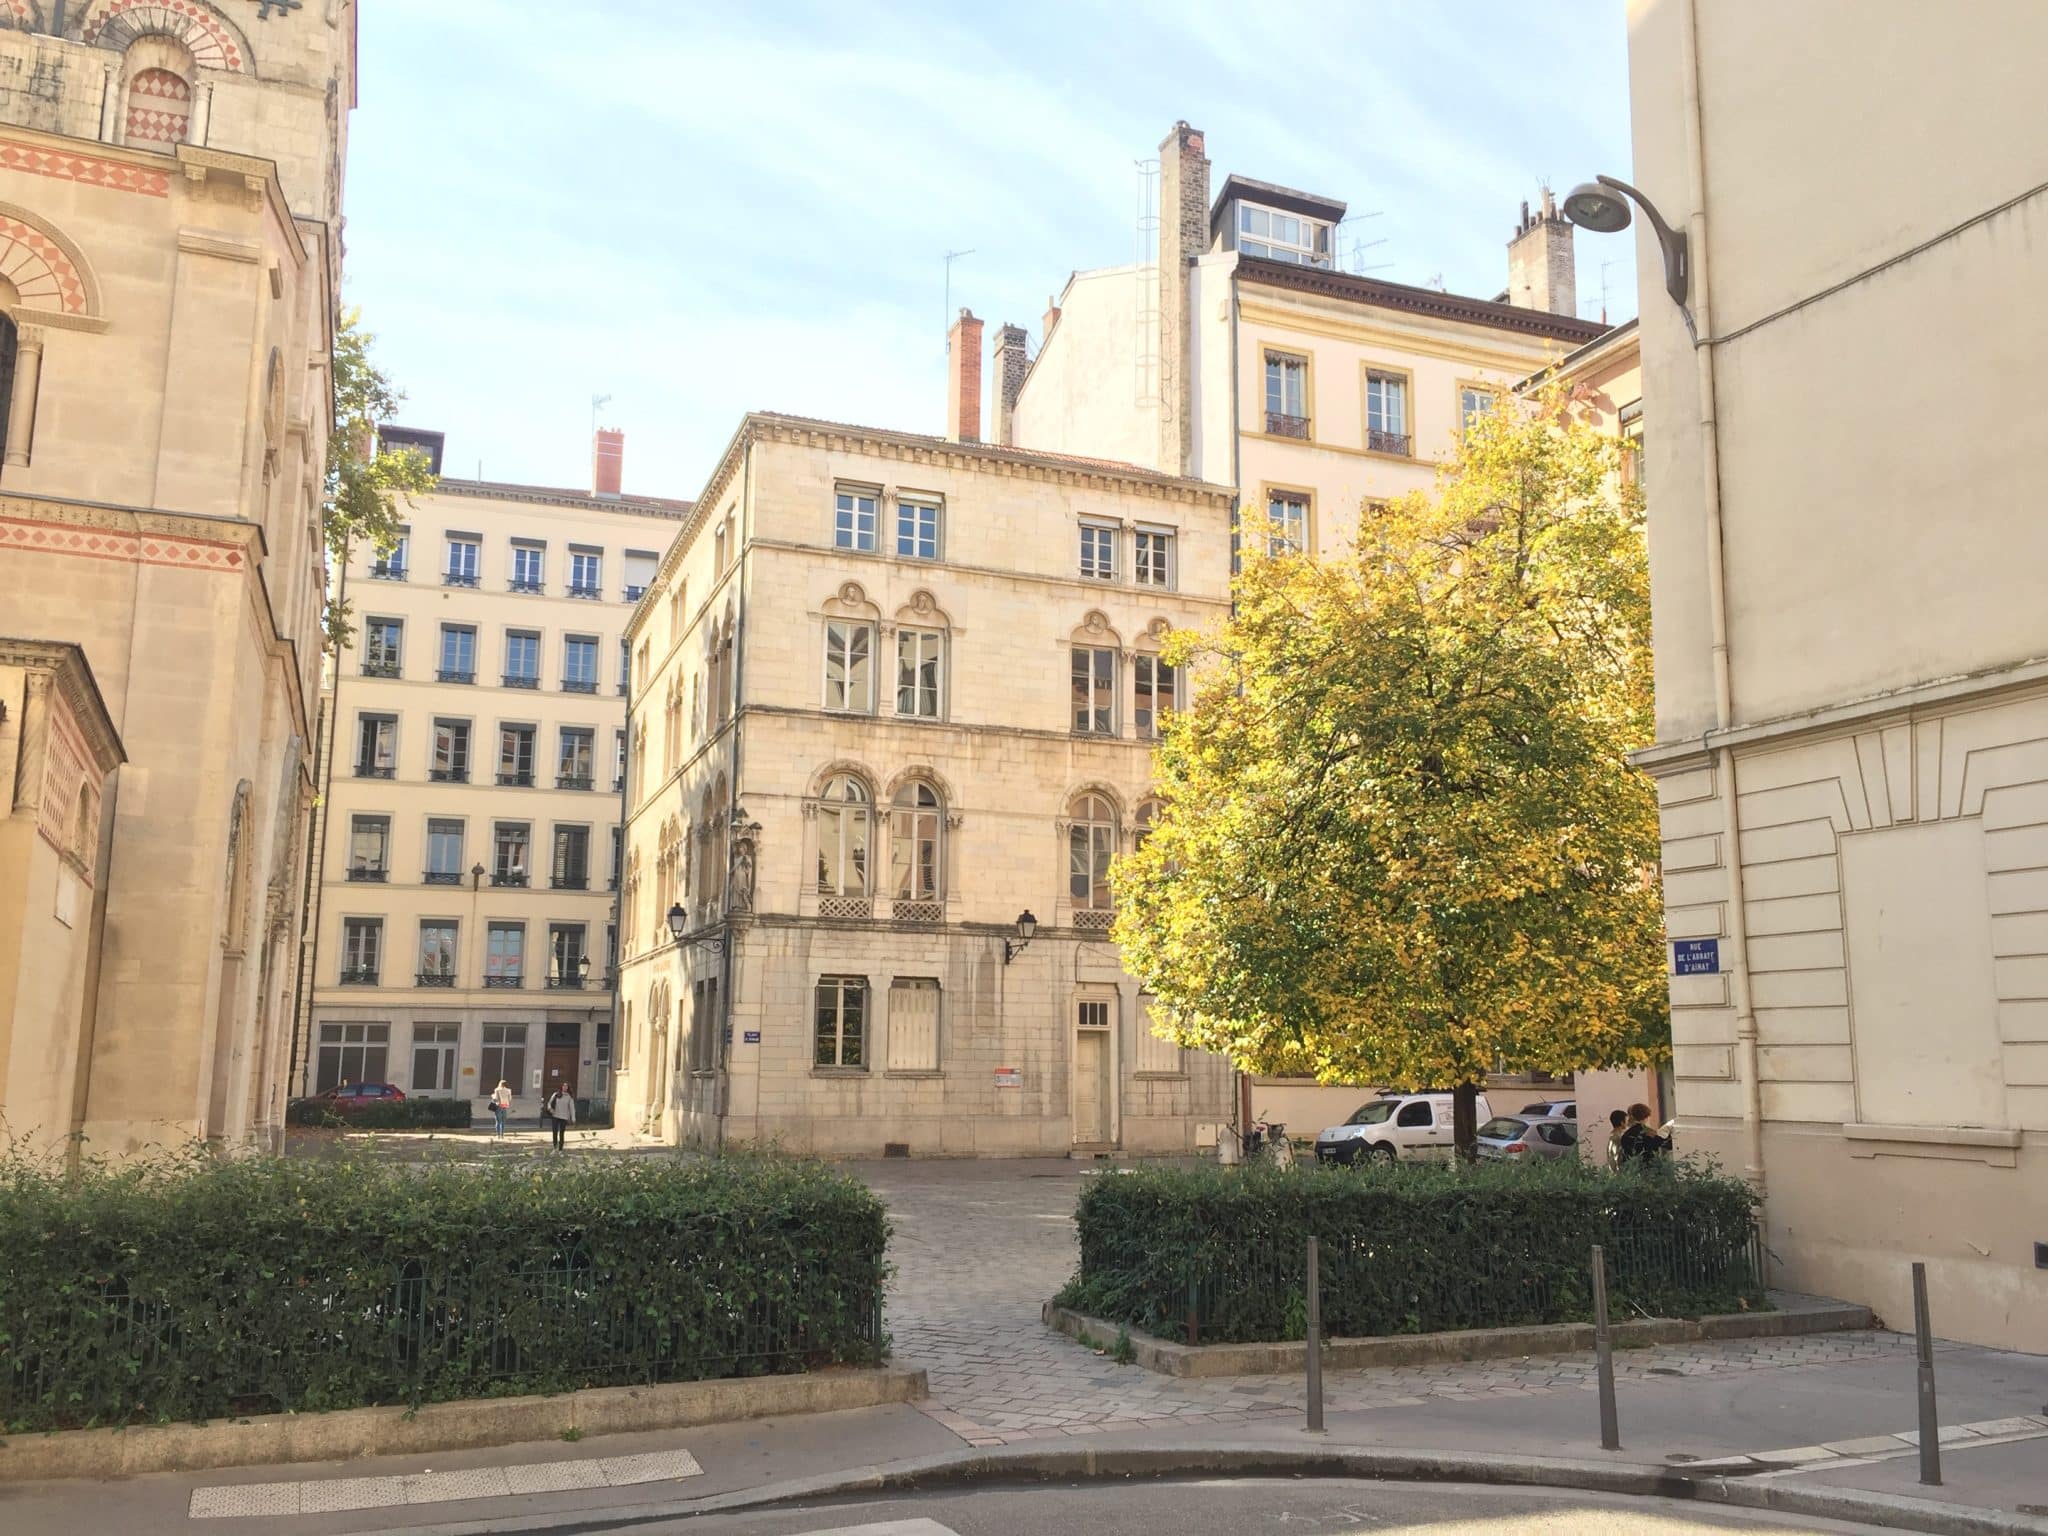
left=742, top=1030, right=761, bottom=1044
left=1672, top=937, right=1721, bottom=976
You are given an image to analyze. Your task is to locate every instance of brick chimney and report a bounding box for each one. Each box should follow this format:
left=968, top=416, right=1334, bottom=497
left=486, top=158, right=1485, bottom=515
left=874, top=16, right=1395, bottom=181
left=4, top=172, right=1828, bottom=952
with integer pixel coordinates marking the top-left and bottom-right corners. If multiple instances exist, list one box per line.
left=1157, top=119, right=1209, bottom=475
left=946, top=308, right=983, bottom=443
left=592, top=427, right=624, bottom=497
left=1507, top=187, right=1578, bottom=317
left=991, top=322, right=1028, bottom=447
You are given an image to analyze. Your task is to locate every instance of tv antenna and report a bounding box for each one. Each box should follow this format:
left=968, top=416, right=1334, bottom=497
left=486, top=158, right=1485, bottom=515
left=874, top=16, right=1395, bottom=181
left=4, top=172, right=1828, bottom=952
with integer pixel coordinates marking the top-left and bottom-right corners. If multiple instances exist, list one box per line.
left=1336, top=211, right=1390, bottom=275
left=590, top=392, right=612, bottom=435
left=943, top=248, right=975, bottom=353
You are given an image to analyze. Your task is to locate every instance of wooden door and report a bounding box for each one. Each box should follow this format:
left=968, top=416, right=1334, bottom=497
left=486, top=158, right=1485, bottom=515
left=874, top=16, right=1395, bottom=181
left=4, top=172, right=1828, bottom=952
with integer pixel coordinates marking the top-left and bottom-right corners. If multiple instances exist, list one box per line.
left=543, top=1046, right=578, bottom=1101
left=1073, top=1029, right=1109, bottom=1144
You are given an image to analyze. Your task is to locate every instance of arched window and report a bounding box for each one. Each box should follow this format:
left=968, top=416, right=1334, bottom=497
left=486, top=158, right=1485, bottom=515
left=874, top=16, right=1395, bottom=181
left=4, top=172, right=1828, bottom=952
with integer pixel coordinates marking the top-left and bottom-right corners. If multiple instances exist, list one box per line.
left=891, top=781, right=943, bottom=902
left=1068, top=793, right=1117, bottom=911
left=816, top=775, right=871, bottom=896
left=120, top=38, right=196, bottom=151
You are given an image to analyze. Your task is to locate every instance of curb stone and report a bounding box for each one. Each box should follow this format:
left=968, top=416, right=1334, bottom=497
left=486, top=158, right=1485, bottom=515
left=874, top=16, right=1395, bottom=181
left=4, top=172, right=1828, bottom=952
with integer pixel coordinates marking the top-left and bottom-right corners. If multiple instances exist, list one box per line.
left=0, top=1367, right=928, bottom=1484
left=1042, top=1296, right=1877, bottom=1377
left=349, top=1441, right=2048, bottom=1536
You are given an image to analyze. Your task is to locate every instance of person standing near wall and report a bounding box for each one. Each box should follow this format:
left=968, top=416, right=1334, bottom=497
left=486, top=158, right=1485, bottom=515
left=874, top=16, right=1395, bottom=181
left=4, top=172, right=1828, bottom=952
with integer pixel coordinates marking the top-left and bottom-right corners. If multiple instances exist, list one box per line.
left=490, top=1080, right=512, bottom=1139
left=545, top=1086, right=575, bottom=1151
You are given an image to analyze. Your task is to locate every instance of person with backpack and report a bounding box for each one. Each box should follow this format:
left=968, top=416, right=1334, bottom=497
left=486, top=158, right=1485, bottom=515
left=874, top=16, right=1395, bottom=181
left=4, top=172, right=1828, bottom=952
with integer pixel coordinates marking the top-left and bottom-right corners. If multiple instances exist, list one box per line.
left=489, top=1079, right=513, bottom=1138
left=544, top=1086, right=576, bottom=1151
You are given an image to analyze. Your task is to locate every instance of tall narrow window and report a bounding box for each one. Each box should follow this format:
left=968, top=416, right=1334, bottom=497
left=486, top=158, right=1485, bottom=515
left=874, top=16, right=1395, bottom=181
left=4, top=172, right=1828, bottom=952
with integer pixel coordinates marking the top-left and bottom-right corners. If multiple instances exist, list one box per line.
left=430, top=718, right=470, bottom=782
left=552, top=825, right=591, bottom=890
left=417, top=921, right=459, bottom=985
left=484, top=924, right=525, bottom=988
left=1071, top=647, right=1115, bottom=735
left=816, top=776, right=872, bottom=897
left=547, top=923, right=588, bottom=986
left=557, top=727, right=594, bottom=789
left=569, top=548, right=602, bottom=597
left=1267, top=492, right=1309, bottom=556
left=895, top=629, right=943, bottom=718
left=510, top=542, right=545, bottom=593
left=497, top=725, right=536, bottom=786
left=371, top=532, right=408, bottom=580
left=887, top=978, right=941, bottom=1073
left=425, top=818, right=464, bottom=882
left=411, top=1021, right=460, bottom=1086
left=481, top=1020, right=527, bottom=1079
left=363, top=617, right=403, bottom=677
left=340, top=918, right=383, bottom=984
left=1134, top=528, right=1175, bottom=588
left=503, top=630, right=540, bottom=688
left=814, top=976, right=867, bottom=1068
left=438, top=625, right=476, bottom=683
left=1133, top=799, right=1160, bottom=852
left=492, top=822, right=531, bottom=885
left=1079, top=522, right=1117, bottom=581
left=1264, top=351, right=1308, bottom=437
left=563, top=635, right=599, bottom=692
left=445, top=537, right=480, bottom=587
left=354, top=714, right=397, bottom=777
left=896, top=498, right=941, bottom=559
left=1068, top=793, right=1117, bottom=912
left=1366, top=371, right=1410, bottom=455
left=834, top=488, right=878, bottom=551
left=824, top=621, right=874, bottom=712
left=890, top=782, right=943, bottom=902
left=347, top=816, right=390, bottom=881
left=1134, top=654, right=1178, bottom=740
left=1459, top=384, right=1497, bottom=434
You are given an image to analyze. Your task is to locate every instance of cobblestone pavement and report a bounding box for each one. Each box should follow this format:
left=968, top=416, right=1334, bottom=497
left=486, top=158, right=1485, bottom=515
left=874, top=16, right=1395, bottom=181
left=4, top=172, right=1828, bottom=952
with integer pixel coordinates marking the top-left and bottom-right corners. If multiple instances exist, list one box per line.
left=855, top=1157, right=1920, bottom=1449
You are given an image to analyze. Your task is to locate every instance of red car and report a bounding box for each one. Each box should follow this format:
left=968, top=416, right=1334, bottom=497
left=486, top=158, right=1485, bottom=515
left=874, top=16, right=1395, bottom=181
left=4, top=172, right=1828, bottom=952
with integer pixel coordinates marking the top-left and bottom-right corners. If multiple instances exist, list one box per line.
left=297, top=1082, right=406, bottom=1117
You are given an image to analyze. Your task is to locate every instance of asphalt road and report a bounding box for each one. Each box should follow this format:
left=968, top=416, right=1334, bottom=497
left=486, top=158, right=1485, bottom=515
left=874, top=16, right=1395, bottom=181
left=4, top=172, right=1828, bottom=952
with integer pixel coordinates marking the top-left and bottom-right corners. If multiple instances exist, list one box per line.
left=529, top=1477, right=1900, bottom=1535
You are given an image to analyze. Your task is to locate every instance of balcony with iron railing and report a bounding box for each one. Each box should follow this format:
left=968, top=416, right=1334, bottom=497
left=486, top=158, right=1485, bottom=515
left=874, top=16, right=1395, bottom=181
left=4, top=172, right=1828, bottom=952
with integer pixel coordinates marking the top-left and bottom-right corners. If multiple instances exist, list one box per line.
left=556, top=774, right=594, bottom=791
left=361, top=660, right=400, bottom=679
left=567, top=583, right=603, bottom=601
left=354, top=762, right=395, bottom=779
left=545, top=974, right=588, bottom=991
left=497, top=770, right=535, bottom=787
left=503, top=673, right=540, bottom=690
left=491, top=870, right=530, bottom=888
left=429, top=767, right=469, bottom=783
left=1367, top=426, right=1412, bottom=457
left=561, top=679, right=598, bottom=694
left=444, top=570, right=479, bottom=589
left=423, top=870, right=464, bottom=885
left=415, top=971, right=457, bottom=988
left=346, top=866, right=389, bottom=883
left=509, top=579, right=545, bottom=595
left=437, top=669, right=475, bottom=685
left=369, top=562, right=407, bottom=581
left=482, top=973, right=522, bottom=989
left=339, top=967, right=380, bottom=986
left=552, top=871, right=590, bottom=891
left=1265, top=411, right=1310, bottom=439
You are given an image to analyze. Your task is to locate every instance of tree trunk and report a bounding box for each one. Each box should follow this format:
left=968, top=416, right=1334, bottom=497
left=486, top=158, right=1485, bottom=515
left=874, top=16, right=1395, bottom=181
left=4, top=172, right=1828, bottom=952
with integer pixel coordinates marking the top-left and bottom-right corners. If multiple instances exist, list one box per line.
left=1453, top=1081, right=1480, bottom=1163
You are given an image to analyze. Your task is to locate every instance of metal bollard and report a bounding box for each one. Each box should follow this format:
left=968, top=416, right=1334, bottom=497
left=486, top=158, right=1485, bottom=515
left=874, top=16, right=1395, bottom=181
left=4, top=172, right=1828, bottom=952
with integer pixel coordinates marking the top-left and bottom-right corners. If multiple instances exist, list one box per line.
left=1592, top=1243, right=1621, bottom=1451
left=1913, top=1262, right=1941, bottom=1486
left=1305, top=1236, right=1324, bottom=1433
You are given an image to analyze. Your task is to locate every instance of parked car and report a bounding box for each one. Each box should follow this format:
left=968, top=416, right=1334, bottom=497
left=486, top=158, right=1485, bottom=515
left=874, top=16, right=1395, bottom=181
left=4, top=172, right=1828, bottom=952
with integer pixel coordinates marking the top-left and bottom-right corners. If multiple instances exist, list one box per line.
left=1477, top=1113, right=1579, bottom=1161
left=1519, top=1098, right=1577, bottom=1120
left=294, top=1082, right=406, bottom=1118
left=1314, top=1091, right=1494, bottom=1165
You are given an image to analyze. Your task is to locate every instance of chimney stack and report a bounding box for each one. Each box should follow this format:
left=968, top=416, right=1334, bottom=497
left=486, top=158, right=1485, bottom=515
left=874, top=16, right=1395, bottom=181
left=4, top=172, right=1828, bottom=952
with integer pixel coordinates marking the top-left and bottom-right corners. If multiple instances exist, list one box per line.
left=1156, top=119, right=1210, bottom=474
left=991, top=323, right=1028, bottom=447
left=946, top=308, right=983, bottom=443
left=1506, top=186, right=1578, bottom=318
left=592, top=427, right=624, bottom=497
left=1042, top=294, right=1062, bottom=341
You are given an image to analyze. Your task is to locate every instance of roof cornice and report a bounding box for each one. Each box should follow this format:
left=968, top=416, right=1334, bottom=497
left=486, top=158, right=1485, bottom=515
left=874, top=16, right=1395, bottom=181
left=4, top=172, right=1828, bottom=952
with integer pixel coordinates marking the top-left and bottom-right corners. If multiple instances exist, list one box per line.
left=0, top=637, right=125, bottom=768
left=1238, top=255, right=1610, bottom=344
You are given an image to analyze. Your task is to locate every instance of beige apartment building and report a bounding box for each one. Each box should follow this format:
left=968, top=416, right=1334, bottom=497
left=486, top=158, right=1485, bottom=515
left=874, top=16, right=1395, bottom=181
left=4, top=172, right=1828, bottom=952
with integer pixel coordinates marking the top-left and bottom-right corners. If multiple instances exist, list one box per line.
left=1011, top=122, right=1620, bottom=1137
left=0, top=3, right=352, bottom=1155
left=614, top=365, right=1237, bottom=1156
left=1624, top=0, right=2048, bottom=1348
left=305, top=430, right=687, bottom=1118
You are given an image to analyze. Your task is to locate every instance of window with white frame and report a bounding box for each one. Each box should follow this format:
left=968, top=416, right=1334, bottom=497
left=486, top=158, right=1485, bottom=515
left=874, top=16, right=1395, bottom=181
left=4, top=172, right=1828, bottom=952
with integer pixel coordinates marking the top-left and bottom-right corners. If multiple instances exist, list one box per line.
left=895, top=628, right=943, bottom=718
left=816, top=775, right=871, bottom=895
left=439, top=624, right=476, bottom=682
left=426, top=817, right=465, bottom=880
left=1134, top=528, right=1175, bottom=588
left=363, top=616, right=403, bottom=676
left=347, top=815, right=390, bottom=880
left=510, top=542, right=544, bottom=592
left=481, top=1021, right=527, bottom=1087
left=484, top=922, right=525, bottom=986
left=887, top=977, right=940, bottom=1072
left=569, top=549, right=602, bottom=596
left=814, top=976, right=867, bottom=1068
left=354, top=713, right=397, bottom=776
left=896, top=498, right=941, bottom=560
left=890, top=781, right=942, bottom=901
left=834, top=488, right=878, bottom=551
left=1366, top=370, right=1410, bottom=454
left=1238, top=202, right=1332, bottom=267
left=445, top=536, right=480, bottom=586
left=1460, top=384, right=1497, bottom=434
left=340, top=917, right=383, bottom=982
left=417, top=921, right=459, bottom=984
left=1071, top=646, right=1116, bottom=735
left=823, top=621, right=875, bottom=712
left=1264, top=351, right=1308, bottom=436
left=504, top=630, right=540, bottom=686
left=430, top=718, right=470, bottom=782
left=1067, top=793, right=1117, bottom=911
left=1079, top=521, right=1117, bottom=580
left=315, top=1021, right=388, bottom=1093
left=563, top=635, right=599, bottom=691
left=1134, top=653, right=1178, bottom=740
left=411, top=1021, right=459, bottom=1092
left=1267, top=491, right=1309, bottom=555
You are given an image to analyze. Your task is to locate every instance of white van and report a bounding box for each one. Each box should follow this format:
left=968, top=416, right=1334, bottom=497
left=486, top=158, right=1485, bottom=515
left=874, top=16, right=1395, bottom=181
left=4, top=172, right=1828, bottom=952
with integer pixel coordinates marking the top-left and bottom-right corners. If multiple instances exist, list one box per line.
left=1312, top=1091, right=1494, bottom=1165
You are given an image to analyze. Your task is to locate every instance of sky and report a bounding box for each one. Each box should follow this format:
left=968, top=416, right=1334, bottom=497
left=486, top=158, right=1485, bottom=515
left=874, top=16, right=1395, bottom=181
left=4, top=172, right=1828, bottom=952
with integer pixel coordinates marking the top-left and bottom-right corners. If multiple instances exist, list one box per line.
left=344, top=0, right=1636, bottom=501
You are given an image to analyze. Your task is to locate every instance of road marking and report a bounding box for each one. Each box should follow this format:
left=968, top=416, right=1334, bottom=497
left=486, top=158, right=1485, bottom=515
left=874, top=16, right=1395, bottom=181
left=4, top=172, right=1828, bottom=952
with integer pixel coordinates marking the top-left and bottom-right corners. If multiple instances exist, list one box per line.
left=186, top=1447, right=701, bottom=1519
left=788, top=1522, right=962, bottom=1536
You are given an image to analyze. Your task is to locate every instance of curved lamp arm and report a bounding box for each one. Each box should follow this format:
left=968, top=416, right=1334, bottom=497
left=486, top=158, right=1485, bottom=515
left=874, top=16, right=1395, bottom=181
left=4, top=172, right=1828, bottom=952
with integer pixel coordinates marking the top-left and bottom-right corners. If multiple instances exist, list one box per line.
left=1597, top=174, right=1690, bottom=309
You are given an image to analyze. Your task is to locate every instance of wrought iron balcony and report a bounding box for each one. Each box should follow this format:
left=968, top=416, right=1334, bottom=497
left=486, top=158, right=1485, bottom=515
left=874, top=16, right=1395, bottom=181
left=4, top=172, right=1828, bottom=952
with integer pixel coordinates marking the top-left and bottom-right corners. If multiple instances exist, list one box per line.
left=437, top=669, right=475, bottom=685
left=361, top=661, right=400, bottom=679
left=551, top=874, right=589, bottom=891
left=497, top=770, right=534, bottom=787
left=443, top=570, right=479, bottom=588
left=491, top=871, right=529, bottom=888
left=369, top=563, right=407, bottom=581
left=354, top=763, right=395, bottom=779
left=556, top=774, right=594, bottom=791
left=423, top=870, right=463, bottom=885
left=561, top=679, right=598, bottom=694
left=339, top=967, right=380, bottom=986
left=1367, top=427, right=1412, bottom=457
left=1265, top=411, right=1310, bottom=439
left=545, top=974, right=587, bottom=990
left=415, top=971, right=457, bottom=988
left=607, top=874, right=620, bottom=891
left=567, top=584, right=603, bottom=601
left=428, top=767, right=468, bottom=783
left=503, top=674, right=540, bottom=690
left=509, top=578, right=545, bottom=595
left=482, top=973, right=522, bottom=989
left=345, top=866, right=388, bottom=883
left=623, top=585, right=647, bottom=602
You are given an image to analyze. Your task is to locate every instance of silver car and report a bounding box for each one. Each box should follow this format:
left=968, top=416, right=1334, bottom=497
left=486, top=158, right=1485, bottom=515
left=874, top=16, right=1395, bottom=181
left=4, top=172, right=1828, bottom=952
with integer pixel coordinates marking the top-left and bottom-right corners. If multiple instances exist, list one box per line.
left=1476, top=1113, right=1579, bottom=1161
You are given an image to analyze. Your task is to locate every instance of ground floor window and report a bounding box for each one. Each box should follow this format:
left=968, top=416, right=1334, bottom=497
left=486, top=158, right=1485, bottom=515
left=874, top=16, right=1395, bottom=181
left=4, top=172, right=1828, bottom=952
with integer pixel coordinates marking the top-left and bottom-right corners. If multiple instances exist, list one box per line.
left=481, top=1023, right=528, bottom=1092
left=690, top=977, right=721, bottom=1073
left=886, top=977, right=940, bottom=1072
left=410, top=1022, right=459, bottom=1093
left=814, top=976, right=867, bottom=1069
left=316, top=1021, right=389, bottom=1093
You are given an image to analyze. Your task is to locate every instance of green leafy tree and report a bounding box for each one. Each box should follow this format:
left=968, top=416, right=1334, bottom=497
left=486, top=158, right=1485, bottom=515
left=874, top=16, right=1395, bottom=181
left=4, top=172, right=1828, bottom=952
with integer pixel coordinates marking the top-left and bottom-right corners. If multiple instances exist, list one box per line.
left=322, top=309, right=436, bottom=651
left=1114, top=388, right=1668, bottom=1156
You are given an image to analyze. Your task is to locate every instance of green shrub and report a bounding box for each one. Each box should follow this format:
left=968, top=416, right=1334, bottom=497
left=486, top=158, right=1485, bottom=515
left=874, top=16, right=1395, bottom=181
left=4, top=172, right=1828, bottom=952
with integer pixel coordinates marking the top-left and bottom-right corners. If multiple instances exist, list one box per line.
left=1057, top=1159, right=1761, bottom=1344
left=0, top=1148, right=887, bottom=1431
left=285, top=1098, right=472, bottom=1130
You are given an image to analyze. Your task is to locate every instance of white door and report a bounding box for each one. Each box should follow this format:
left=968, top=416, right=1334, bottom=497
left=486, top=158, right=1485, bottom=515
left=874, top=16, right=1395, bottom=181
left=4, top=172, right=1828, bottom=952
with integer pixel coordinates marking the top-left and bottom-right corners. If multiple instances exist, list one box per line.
left=1074, top=1029, right=1110, bottom=1144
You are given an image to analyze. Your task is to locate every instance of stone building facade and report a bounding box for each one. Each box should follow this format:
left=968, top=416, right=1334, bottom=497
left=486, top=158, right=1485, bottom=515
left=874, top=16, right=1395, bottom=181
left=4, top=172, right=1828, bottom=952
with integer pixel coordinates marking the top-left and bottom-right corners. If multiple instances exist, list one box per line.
left=0, top=2, right=353, bottom=1154
left=1625, top=0, right=2048, bottom=1350
left=614, top=412, right=1237, bottom=1155
left=305, top=432, right=688, bottom=1120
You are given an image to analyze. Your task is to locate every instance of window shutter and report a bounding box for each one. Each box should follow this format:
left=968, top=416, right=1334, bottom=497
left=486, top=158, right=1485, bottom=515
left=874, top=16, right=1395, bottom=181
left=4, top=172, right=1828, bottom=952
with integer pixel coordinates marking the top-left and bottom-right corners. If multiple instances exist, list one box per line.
left=887, top=979, right=940, bottom=1072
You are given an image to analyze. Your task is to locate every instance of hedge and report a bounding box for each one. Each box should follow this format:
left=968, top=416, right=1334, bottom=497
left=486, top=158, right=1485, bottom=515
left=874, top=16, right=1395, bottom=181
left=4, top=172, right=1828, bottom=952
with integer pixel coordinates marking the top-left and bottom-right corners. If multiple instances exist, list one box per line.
left=0, top=1149, right=888, bottom=1431
left=286, top=1098, right=472, bottom=1130
left=1057, top=1159, right=1763, bottom=1344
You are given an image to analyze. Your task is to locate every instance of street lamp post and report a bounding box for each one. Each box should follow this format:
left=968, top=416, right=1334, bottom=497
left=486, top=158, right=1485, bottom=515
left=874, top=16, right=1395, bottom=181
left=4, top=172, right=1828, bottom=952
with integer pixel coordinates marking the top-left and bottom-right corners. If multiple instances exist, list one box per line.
left=1002, top=910, right=1038, bottom=965
left=1560, top=175, right=1690, bottom=310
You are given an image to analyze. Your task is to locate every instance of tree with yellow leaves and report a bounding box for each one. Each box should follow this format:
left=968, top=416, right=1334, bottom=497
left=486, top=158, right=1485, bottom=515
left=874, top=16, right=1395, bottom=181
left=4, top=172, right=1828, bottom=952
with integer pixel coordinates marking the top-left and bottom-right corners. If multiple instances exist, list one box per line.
left=1114, top=388, right=1667, bottom=1158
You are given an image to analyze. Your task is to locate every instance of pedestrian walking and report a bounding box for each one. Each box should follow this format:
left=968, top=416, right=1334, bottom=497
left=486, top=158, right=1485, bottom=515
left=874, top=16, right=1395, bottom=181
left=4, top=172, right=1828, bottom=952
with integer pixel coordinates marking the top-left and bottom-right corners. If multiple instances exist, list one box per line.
left=1618, top=1102, right=1672, bottom=1165
left=1606, top=1108, right=1627, bottom=1170
left=489, top=1079, right=512, bottom=1139
left=545, top=1086, right=576, bottom=1151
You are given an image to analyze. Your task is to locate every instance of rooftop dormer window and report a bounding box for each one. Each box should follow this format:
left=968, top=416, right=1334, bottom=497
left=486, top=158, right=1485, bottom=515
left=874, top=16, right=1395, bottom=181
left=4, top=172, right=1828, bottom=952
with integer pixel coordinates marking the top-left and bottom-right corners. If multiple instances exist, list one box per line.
left=1238, top=203, right=1332, bottom=267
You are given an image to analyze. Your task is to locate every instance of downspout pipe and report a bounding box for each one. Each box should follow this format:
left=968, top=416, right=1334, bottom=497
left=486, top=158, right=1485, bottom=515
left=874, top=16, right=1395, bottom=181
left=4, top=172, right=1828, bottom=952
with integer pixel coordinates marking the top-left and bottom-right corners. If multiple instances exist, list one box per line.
left=1680, top=0, right=1764, bottom=1188
left=714, top=438, right=750, bottom=1154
